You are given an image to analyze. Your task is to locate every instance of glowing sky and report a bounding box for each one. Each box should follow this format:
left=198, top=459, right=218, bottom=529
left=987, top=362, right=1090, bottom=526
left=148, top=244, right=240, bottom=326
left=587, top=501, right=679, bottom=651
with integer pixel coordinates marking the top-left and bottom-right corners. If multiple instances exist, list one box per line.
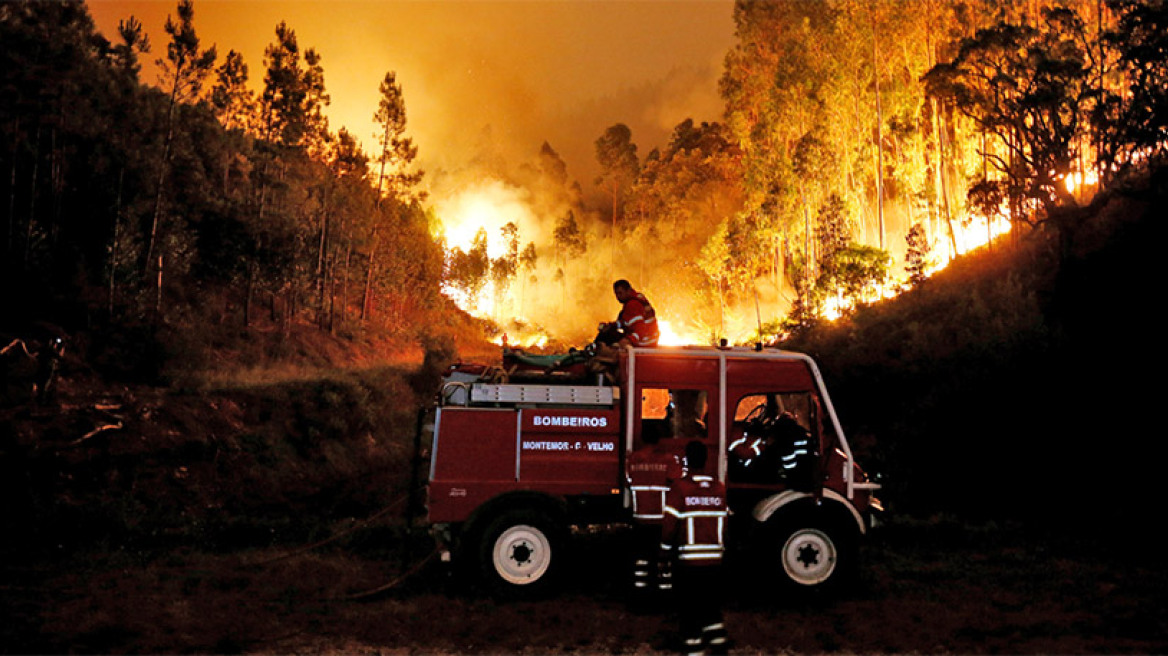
left=87, top=0, right=735, bottom=184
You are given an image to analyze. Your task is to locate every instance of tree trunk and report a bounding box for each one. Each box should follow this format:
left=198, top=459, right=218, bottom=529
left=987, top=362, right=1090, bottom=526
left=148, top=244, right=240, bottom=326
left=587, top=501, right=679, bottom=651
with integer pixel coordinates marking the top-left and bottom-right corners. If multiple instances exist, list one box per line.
left=872, top=18, right=886, bottom=251
left=611, top=184, right=618, bottom=274
left=340, top=239, right=352, bottom=329
left=109, top=168, right=124, bottom=319
left=361, top=225, right=379, bottom=321
left=145, top=87, right=179, bottom=280
left=23, top=123, right=41, bottom=271
left=155, top=254, right=164, bottom=319
left=317, top=204, right=330, bottom=330
left=49, top=123, right=62, bottom=252
left=6, top=116, right=18, bottom=260
left=933, top=99, right=957, bottom=255
left=244, top=264, right=254, bottom=327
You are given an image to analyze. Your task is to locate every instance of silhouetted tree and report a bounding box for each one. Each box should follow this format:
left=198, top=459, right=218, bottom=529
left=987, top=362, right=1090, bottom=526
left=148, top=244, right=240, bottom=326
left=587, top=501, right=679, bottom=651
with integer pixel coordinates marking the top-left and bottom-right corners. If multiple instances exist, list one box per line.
left=146, top=0, right=216, bottom=316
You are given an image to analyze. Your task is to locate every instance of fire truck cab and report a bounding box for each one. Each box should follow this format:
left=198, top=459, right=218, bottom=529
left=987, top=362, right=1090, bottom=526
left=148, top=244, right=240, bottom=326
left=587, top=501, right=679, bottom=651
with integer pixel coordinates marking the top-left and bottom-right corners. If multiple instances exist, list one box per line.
left=424, top=345, right=881, bottom=597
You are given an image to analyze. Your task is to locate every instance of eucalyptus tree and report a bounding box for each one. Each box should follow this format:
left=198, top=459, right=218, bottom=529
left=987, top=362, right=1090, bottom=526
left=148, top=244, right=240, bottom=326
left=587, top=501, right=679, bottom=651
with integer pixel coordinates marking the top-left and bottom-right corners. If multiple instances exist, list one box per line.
left=489, top=221, right=520, bottom=319
left=1097, top=0, right=1168, bottom=180
left=594, top=123, right=639, bottom=269
left=924, top=6, right=1095, bottom=253
left=447, top=227, right=490, bottom=311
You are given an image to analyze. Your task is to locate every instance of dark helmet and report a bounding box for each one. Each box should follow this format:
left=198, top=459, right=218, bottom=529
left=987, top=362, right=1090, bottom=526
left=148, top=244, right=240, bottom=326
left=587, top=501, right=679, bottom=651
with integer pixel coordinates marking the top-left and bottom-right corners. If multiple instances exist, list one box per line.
left=685, top=440, right=708, bottom=471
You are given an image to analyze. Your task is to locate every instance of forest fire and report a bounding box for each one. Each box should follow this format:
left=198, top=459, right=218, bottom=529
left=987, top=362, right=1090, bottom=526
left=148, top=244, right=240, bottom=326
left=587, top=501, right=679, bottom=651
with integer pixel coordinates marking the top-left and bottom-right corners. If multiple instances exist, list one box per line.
left=17, top=0, right=1145, bottom=355
left=434, top=180, right=541, bottom=321
left=655, top=319, right=694, bottom=347
left=493, top=328, right=548, bottom=350
left=925, top=216, right=1015, bottom=279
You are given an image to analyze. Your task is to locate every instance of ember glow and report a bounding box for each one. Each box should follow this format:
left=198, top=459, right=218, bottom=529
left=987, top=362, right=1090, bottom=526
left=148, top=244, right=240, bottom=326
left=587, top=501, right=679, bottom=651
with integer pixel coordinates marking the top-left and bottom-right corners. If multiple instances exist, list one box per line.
left=655, top=319, right=689, bottom=347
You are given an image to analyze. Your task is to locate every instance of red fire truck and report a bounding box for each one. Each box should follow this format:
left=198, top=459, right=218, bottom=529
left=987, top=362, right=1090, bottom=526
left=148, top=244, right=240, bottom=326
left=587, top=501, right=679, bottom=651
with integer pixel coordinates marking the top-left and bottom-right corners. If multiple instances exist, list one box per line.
left=423, top=345, right=881, bottom=597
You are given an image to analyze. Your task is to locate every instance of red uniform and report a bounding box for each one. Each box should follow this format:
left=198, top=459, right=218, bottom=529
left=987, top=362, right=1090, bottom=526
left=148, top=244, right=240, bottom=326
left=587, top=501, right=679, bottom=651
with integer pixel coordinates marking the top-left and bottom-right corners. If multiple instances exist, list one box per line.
left=663, top=471, right=729, bottom=654
left=628, top=443, right=683, bottom=593
left=661, top=473, right=728, bottom=565
left=617, top=290, right=659, bottom=347
left=628, top=443, right=683, bottom=521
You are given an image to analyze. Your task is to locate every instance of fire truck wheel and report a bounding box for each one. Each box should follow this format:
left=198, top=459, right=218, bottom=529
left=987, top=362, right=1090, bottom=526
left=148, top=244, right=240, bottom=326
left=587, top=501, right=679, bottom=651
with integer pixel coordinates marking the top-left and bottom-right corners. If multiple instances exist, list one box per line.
left=477, top=509, right=565, bottom=597
left=769, top=517, right=856, bottom=591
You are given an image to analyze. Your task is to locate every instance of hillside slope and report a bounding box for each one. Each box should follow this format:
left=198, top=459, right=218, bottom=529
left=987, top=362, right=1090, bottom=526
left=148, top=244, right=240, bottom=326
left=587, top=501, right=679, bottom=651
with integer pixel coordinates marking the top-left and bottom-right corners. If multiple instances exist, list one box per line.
left=787, top=166, right=1165, bottom=531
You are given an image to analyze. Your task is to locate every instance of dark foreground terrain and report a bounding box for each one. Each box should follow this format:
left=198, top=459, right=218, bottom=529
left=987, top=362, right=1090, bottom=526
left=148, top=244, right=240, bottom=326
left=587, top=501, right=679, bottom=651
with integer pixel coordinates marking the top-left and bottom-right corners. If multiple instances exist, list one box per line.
left=4, top=508, right=1166, bottom=654
left=2, top=346, right=1166, bottom=655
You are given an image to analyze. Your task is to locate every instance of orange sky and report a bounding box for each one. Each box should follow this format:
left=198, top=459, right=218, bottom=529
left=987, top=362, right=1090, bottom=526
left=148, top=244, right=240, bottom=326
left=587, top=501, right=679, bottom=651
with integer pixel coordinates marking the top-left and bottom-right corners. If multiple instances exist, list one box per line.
left=87, top=0, right=735, bottom=185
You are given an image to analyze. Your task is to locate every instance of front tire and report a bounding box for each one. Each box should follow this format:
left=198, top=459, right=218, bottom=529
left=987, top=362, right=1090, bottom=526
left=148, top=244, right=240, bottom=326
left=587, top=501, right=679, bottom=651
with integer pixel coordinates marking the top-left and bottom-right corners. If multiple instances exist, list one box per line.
left=768, top=513, right=856, bottom=592
left=477, top=509, right=565, bottom=598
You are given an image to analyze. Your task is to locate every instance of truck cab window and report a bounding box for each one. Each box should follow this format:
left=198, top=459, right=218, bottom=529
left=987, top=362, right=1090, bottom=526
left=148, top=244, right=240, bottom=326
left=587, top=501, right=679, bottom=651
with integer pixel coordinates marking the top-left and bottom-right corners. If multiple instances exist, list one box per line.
left=640, top=387, right=708, bottom=446
left=728, top=392, right=817, bottom=488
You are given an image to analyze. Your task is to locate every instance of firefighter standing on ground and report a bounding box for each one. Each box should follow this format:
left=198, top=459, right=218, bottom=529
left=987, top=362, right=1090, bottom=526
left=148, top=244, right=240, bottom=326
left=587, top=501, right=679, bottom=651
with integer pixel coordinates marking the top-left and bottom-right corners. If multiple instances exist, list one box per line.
left=599, top=279, right=659, bottom=348
left=662, top=441, right=730, bottom=655
left=627, top=428, right=683, bottom=600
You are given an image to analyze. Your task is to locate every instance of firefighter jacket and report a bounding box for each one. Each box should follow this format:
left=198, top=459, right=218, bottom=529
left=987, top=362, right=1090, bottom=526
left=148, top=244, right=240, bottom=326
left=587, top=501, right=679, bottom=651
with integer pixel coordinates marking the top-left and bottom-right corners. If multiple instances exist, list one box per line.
left=661, top=473, right=728, bottom=566
left=628, top=443, right=683, bottom=522
left=617, top=290, right=659, bottom=347
left=728, top=435, right=763, bottom=466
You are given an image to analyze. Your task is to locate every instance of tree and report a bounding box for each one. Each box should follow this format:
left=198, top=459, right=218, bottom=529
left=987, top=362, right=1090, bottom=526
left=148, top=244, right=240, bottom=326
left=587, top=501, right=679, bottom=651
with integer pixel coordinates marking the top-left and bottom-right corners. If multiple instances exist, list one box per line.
left=824, top=244, right=891, bottom=307
left=518, top=240, right=537, bottom=316
left=538, top=141, right=569, bottom=187
left=552, top=209, right=586, bottom=265
left=364, top=70, right=424, bottom=321
left=110, top=15, right=150, bottom=81
left=145, top=0, right=216, bottom=315
left=210, top=50, right=253, bottom=133
left=904, top=222, right=931, bottom=285
left=447, top=227, right=490, bottom=309
left=1097, top=0, right=1168, bottom=177
left=314, top=127, right=368, bottom=330
left=697, top=220, right=732, bottom=337
left=244, top=22, right=332, bottom=326
left=595, top=123, right=638, bottom=267
left=488, top=221, right=520, bottom=318
left=258, top=22, right=329, bottom=150
left=924, top=8, right=1092, bottom=221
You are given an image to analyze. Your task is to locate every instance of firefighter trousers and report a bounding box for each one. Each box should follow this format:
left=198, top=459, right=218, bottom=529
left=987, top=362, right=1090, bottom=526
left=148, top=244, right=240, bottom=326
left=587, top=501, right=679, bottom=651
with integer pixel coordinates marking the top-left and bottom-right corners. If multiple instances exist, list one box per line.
left=674, top=565, right=728, bottom=655
left=631, top=523, right=668, bottom=595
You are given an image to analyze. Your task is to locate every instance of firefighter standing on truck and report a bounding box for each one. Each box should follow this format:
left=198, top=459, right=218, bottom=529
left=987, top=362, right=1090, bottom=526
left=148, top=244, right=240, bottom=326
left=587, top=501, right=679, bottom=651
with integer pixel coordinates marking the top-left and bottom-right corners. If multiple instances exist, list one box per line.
left=662, top=441, right=730, bottom=655
left=627, top=426, right=682, bottom=602
left=600, top=279, right=659, bottom=348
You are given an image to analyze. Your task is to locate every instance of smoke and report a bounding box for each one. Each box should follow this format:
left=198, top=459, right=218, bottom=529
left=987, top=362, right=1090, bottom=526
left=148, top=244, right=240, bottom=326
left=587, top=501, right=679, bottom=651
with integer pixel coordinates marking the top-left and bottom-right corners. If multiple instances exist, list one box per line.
left=426, top=135, right=747, bottom=349
left=89, top=0, right=738, bottom=344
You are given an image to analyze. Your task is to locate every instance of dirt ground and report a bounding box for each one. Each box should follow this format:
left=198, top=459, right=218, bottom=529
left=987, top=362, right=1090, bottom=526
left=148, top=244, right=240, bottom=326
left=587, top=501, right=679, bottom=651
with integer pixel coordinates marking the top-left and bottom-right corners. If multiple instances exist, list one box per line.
left=4, top=512, right=1166, bottom=655
left=2, top=359, right=1165, bottom=655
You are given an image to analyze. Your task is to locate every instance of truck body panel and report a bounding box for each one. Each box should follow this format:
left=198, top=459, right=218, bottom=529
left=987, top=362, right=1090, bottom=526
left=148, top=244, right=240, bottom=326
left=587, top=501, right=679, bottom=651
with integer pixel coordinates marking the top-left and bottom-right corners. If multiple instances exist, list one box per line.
left=428, top=405, right=621, bottom=523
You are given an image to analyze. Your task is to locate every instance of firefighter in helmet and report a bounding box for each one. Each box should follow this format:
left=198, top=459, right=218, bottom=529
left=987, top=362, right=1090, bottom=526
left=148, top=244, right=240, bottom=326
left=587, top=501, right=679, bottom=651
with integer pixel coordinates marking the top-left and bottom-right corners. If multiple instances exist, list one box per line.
left=662, top=441, right=730, bottom=655
left=627, top=423, right=683, bottom=602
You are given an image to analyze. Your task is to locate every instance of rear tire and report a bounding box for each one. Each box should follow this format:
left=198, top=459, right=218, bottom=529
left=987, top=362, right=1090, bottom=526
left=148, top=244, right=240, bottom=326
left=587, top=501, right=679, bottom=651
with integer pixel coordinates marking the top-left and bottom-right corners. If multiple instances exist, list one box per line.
left=476, top=508, right=566, bottom=598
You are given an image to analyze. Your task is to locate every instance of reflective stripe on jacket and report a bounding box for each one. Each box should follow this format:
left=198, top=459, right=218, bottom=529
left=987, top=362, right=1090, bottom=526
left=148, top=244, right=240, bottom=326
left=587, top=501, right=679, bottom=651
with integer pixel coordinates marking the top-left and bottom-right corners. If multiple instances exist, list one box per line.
left=628, top=445, right=683, bottom=521
left=618, top=291, right=659, bottom=347
left=661, top=474, right=727, bottom=565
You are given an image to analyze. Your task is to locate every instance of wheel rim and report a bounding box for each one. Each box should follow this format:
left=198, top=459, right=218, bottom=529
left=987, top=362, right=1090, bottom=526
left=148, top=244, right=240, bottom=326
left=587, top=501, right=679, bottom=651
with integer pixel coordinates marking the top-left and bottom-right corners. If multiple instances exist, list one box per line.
left=781, top=528, right=837, bottom=585
left=492, top=524, right=552, bottom=585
